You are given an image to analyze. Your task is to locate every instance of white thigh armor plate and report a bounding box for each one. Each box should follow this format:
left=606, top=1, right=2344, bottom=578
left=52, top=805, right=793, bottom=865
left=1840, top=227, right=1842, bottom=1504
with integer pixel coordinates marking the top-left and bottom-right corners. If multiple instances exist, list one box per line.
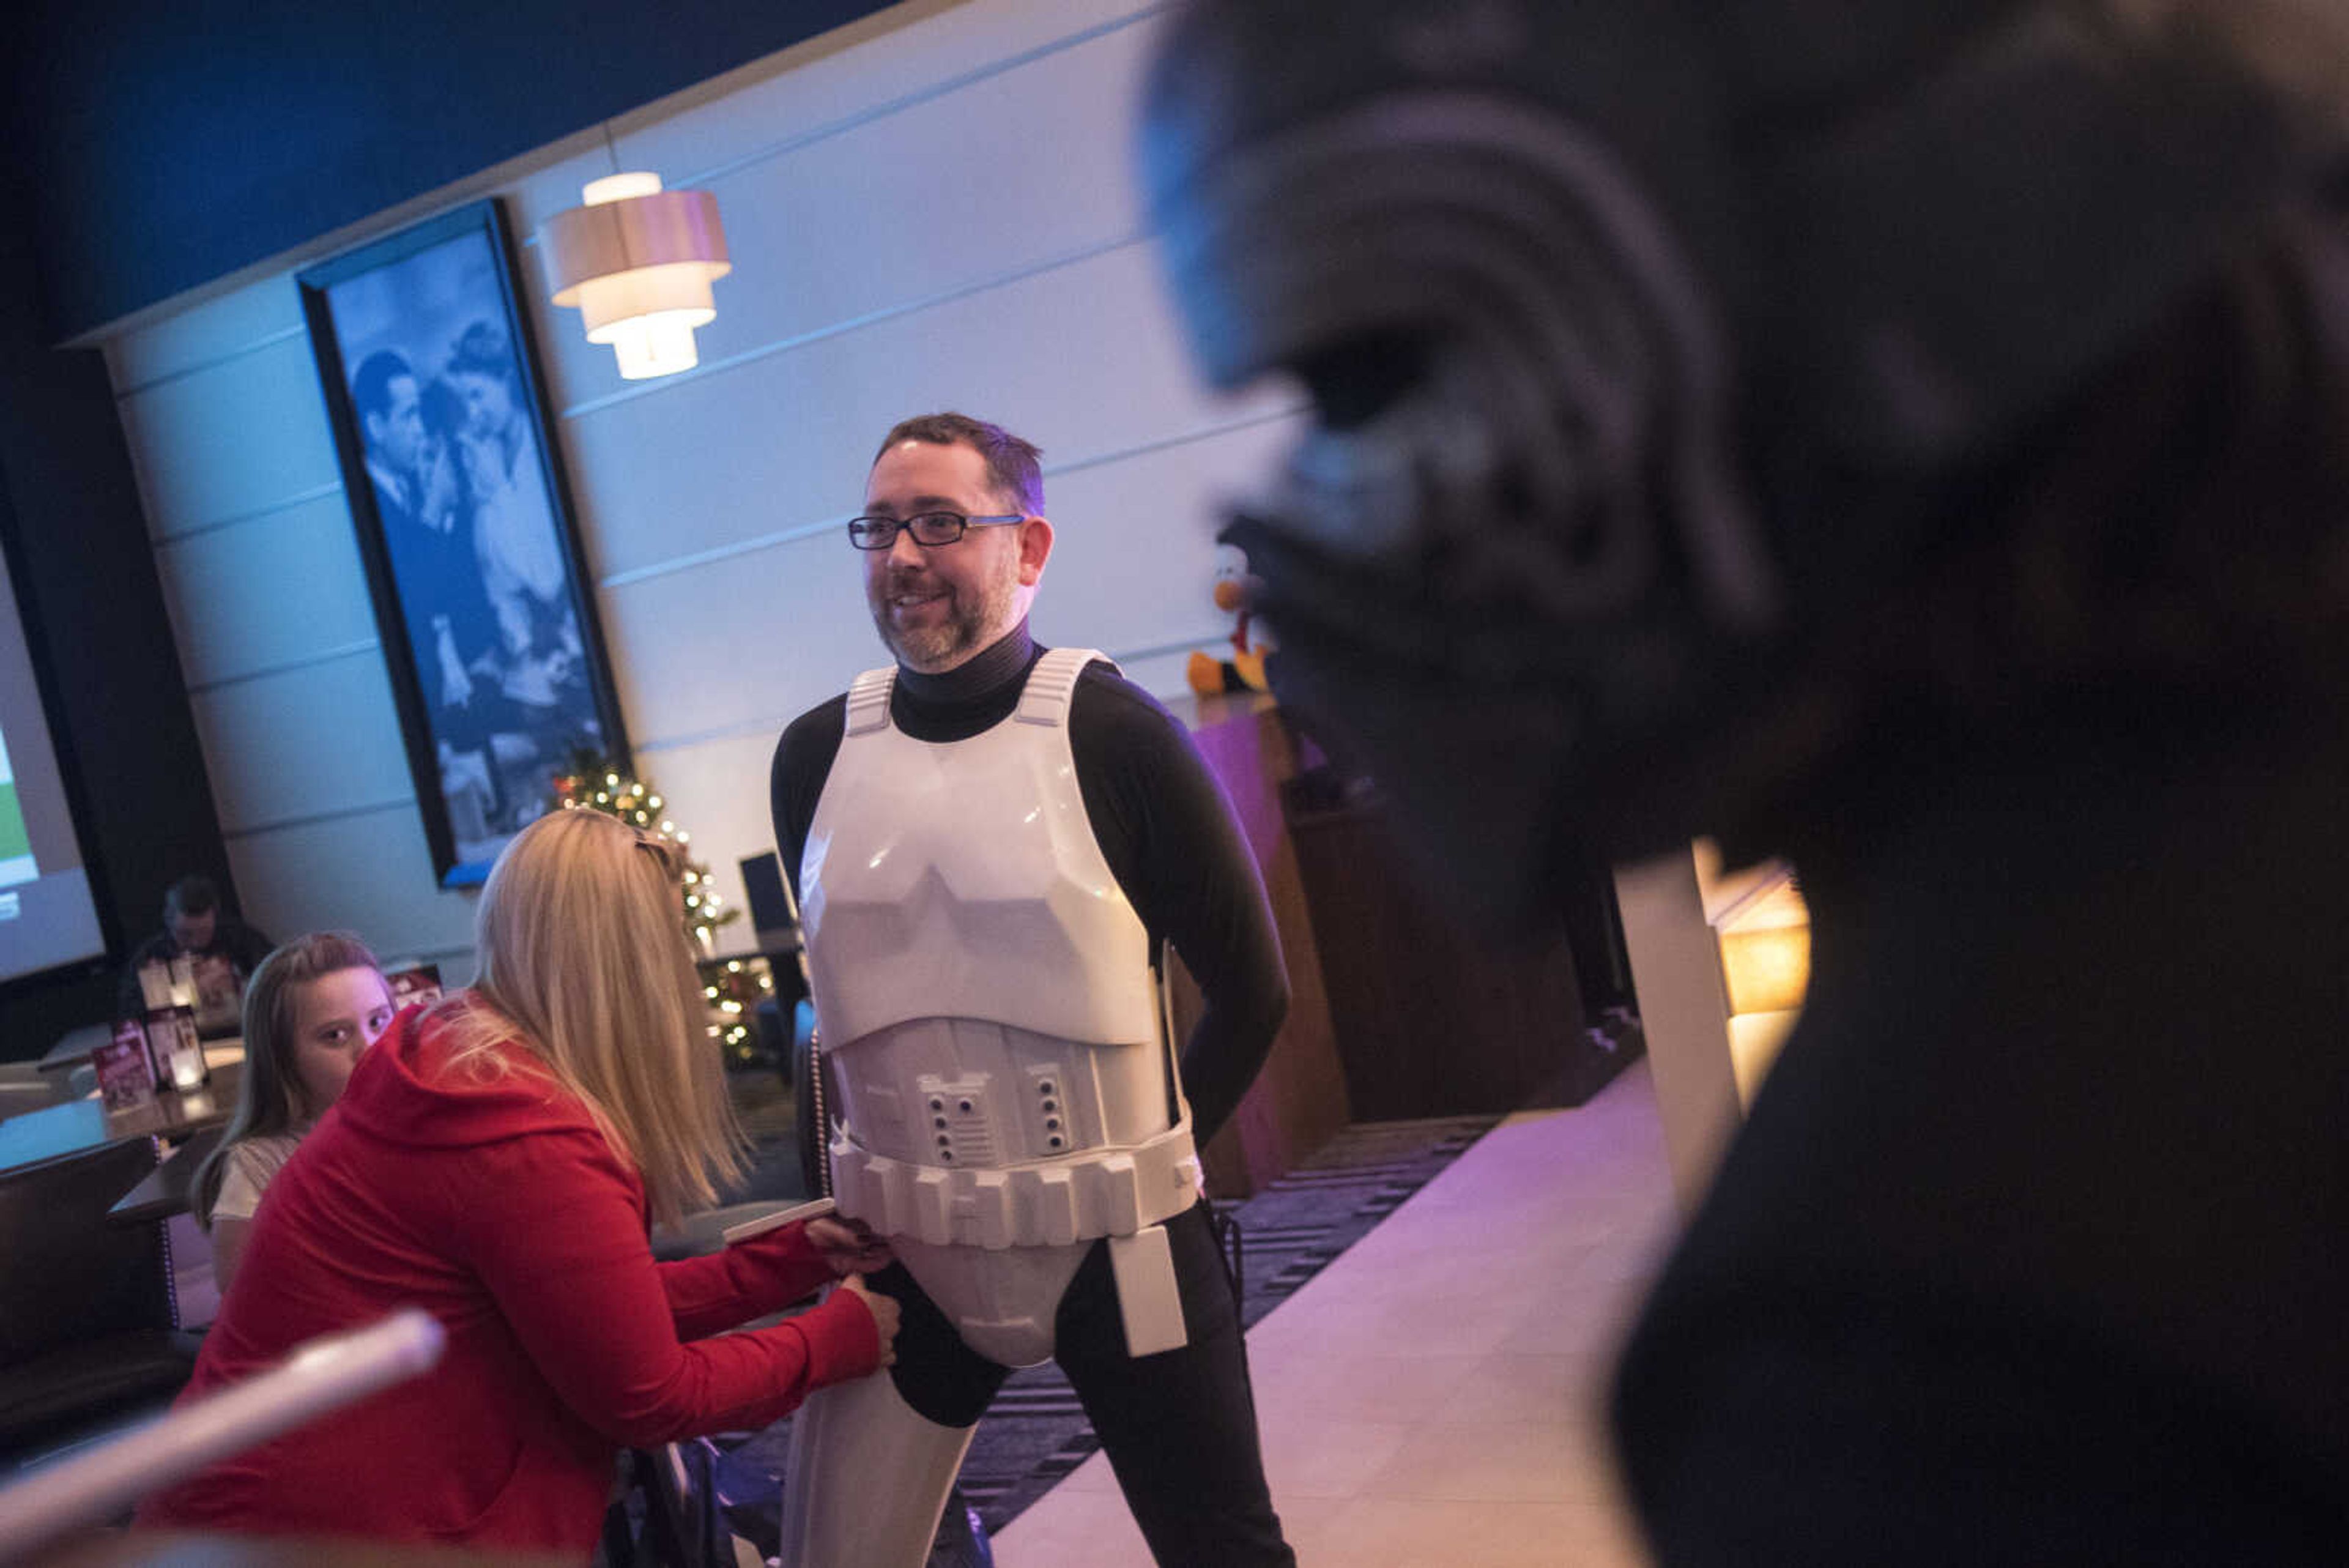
left=801, top=648, right=1200, bottom=1367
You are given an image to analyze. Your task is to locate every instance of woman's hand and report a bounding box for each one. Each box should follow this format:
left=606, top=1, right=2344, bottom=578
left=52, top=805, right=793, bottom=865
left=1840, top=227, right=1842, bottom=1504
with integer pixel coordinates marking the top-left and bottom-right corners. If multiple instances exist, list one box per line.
left=804, top=1216, right=892, bottom=1277
left=835, top=1273, right=900, bottom=1367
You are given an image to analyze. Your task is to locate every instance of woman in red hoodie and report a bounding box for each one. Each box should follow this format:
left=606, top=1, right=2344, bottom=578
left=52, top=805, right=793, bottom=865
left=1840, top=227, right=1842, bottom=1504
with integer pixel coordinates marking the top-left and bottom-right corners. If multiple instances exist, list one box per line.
left=138, top=808, right=897, bottom=1552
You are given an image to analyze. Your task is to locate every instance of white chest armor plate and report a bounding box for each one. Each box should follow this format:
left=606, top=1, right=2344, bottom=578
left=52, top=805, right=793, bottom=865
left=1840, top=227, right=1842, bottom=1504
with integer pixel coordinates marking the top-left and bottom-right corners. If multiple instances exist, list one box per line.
left=803, top=648, right=1159, bottom=1053
left=801, top=649, right=1200, bottom=1365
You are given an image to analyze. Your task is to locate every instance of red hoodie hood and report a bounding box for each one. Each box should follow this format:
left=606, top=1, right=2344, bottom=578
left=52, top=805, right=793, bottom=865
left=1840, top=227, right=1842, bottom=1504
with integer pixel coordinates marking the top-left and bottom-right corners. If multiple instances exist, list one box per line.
left=335, top=998, right=602, bottom=1153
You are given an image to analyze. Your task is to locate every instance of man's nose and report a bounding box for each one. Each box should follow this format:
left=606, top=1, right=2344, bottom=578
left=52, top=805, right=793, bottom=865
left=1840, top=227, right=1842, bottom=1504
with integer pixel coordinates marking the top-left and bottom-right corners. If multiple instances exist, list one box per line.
left=886, top=527, right=929, bottom=570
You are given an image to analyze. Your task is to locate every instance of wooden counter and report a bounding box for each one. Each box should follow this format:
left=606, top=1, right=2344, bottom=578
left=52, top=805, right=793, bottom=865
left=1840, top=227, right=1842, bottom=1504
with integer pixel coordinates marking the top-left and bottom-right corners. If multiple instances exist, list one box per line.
left=1174, top=693, right=1353, bottom=1197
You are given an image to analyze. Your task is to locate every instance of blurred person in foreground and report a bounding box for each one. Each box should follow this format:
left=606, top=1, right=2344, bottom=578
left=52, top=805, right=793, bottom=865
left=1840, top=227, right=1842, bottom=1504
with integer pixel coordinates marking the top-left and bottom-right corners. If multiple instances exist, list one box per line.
left=1141, top=1, right=2349, bottom=1561
left=137, top=809, right=897, bottom=1553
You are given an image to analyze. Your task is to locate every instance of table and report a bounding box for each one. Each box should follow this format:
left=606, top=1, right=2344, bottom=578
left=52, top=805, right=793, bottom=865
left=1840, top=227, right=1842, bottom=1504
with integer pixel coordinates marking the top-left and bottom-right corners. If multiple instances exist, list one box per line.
left=35, top=1022, right=115, bottom=1075
left=1173, top=693, right=1351, bottom=1197
left=108, top=1123, right=228, bottom=1227
left=0, top=1053, right=242, bottom=1181
left=35, top=1020, right=239, bottom=1077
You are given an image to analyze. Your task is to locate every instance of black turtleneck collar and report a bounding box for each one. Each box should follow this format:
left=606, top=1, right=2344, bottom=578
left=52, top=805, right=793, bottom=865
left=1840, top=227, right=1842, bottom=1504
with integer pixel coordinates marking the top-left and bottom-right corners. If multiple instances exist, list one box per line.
left=896, top=618, right=1034, bottom=704
left=890, top=619, right=1045, bottom=742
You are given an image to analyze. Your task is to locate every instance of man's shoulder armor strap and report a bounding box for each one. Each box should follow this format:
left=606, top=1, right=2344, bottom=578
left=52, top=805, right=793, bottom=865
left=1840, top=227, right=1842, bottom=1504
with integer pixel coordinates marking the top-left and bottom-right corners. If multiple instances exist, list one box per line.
left=1017, top=647, right=1115, bottom=728
left=845, top=666, right=896, bottom=735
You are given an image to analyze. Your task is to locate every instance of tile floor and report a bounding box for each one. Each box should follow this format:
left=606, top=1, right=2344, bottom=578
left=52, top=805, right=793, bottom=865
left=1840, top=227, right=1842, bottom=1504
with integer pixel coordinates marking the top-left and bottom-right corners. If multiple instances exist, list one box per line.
left=992, top=1058, right=1678, bottom=1567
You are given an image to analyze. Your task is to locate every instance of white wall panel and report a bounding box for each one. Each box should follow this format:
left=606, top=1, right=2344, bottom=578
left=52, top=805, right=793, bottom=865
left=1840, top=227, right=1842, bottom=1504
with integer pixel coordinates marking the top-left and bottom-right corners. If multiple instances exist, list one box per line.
left=1030, top=411, right=1303, bottom=655
left=620, top=0, right=1159, bottom=195
left=155, top=492, right=378, bottom=688
left=102, top=272, right=307, bottom=393
left=1102, top=646, right=1206, bottom=704
left=568, top=240, right=1284, bottom=582
left=601, top=535, right=877, bottom=754
left=190, top=655, right=415, bottom=834
left=554, top=17, right=1158, bottom=417
left=225, top=805, right=480, bottom=974
left=511, top=9, right=1161, bottom=415
left=117, top=336, right=340, bottom=537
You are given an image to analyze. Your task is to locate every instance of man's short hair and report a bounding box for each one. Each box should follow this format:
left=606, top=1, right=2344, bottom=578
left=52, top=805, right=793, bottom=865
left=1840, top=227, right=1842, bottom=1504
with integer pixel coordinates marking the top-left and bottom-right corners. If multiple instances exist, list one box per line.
left=165, top=875, right=220, bottom=920
left=351, top=350, right=415, bottom=425
left=874, top=412, right=1045, bottom=516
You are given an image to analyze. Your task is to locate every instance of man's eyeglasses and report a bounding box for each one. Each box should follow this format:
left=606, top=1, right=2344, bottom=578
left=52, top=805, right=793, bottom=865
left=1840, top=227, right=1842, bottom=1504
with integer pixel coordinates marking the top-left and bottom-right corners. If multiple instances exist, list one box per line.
left=847, top=512, right=1023, bottom=551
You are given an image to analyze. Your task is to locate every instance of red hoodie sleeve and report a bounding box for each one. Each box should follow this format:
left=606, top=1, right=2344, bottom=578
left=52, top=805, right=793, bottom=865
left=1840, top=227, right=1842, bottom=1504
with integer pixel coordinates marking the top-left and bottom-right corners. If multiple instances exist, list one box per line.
left=660, top=1222, right=839, bottom=1340
left=448, top=1126, right=881, bottom=1447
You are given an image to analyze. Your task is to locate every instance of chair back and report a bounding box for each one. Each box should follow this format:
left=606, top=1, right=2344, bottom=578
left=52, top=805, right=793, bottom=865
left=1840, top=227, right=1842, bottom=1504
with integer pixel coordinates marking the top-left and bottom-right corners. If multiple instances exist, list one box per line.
left=0, top=1139, right=172, bottom=1363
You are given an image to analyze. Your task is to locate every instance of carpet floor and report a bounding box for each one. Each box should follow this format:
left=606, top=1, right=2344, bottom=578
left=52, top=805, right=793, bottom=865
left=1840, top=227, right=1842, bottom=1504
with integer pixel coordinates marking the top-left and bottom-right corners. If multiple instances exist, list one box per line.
left=700, top=1112, right=1502, bottom=1551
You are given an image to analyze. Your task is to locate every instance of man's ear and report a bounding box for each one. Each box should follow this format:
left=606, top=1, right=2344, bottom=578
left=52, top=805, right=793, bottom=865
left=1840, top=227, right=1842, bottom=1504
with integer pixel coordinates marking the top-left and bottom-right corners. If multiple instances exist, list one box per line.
left=1017, top=515, right=1055, bottom=586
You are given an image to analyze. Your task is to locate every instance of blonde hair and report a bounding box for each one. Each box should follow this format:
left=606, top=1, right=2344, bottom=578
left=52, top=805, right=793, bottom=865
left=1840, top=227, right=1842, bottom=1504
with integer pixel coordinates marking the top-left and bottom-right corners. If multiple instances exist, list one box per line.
left=437, top=808, right=743, bottom=1228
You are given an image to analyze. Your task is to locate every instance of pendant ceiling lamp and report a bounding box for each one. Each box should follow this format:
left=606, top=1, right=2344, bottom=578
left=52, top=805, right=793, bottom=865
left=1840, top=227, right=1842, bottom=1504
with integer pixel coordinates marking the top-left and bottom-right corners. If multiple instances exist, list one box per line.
left=538, top=171, right=730, bottom=380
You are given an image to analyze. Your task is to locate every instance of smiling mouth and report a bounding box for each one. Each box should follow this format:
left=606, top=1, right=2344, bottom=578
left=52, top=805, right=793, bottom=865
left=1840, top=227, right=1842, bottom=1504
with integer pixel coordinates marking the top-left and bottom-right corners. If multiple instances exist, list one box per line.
left=888, top=584, right=948, bottom=612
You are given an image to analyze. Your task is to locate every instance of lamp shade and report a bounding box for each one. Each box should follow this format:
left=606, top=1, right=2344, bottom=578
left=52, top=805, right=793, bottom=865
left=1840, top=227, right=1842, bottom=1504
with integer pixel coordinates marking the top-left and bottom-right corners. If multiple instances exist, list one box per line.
left=538, top=173, right=731, bottom=379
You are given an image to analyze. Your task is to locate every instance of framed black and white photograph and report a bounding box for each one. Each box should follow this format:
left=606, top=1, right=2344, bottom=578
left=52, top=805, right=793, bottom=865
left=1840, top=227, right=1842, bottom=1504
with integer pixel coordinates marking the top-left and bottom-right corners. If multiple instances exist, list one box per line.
left=298, top=199, right=626, bottom=888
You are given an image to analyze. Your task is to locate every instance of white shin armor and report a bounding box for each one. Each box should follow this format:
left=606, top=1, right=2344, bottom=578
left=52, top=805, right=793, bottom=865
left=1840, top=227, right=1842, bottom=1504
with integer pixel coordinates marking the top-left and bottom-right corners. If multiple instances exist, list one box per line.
left=779, top=1362, right=975, bottom=1568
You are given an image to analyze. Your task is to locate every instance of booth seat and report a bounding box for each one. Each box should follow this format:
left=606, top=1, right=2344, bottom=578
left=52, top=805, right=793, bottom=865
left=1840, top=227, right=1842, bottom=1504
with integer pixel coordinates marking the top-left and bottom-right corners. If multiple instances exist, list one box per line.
left=0, top=1136, right=201, bottom=1464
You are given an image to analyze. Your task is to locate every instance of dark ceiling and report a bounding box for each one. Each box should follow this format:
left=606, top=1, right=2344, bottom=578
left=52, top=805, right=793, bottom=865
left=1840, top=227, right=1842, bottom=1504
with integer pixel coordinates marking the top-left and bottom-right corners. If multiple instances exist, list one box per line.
left=6, top=0, right=897, bottom=341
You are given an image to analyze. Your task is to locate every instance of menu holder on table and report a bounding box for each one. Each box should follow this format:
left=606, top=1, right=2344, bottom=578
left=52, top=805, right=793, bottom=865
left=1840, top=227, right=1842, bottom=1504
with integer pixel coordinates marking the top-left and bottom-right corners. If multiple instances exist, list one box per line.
left=142, top=1007, right=209, bottom=1093
left=189, top=952, right=241, bottom=1036
left=91, top=1021, right=158, bottom=1114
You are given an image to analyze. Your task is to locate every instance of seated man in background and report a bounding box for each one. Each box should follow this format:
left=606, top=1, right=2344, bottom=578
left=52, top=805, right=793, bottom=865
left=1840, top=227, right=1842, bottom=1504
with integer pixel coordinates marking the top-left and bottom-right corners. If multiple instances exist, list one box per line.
left=116, top=874, right=273, bottom=1025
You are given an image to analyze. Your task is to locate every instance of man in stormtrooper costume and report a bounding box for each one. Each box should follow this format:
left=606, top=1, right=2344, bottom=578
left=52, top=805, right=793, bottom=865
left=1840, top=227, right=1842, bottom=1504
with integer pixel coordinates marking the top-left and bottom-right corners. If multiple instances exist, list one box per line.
left=770, top=412, right=1296, bottom=1566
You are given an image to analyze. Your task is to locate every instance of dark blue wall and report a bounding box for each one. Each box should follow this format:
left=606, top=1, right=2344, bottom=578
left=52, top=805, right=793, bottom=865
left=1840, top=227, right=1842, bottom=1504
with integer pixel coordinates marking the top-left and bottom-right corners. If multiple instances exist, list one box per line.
left=0, top=152, right=231, bottom=1053
left=10, top=0, right=897, bottom=340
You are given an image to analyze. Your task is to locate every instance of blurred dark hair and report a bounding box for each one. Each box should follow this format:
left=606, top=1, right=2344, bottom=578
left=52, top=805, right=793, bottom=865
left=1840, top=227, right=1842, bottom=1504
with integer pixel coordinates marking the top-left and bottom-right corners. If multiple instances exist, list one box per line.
left=1728, top=209, right=2349, bottom=856
left=164, top=875, right=219, bottom=920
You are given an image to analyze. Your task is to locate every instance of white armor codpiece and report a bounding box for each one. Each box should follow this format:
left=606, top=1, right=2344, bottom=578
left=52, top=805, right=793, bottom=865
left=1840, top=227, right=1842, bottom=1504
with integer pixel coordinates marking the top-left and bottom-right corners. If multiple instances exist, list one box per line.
left=800, top=647, right=1201, bottom=1370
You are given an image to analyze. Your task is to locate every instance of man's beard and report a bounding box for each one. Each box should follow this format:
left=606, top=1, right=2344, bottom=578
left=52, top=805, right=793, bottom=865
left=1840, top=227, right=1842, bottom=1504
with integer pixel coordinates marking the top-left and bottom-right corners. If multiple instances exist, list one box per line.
left=869, top=562, right=1019, bottom=673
